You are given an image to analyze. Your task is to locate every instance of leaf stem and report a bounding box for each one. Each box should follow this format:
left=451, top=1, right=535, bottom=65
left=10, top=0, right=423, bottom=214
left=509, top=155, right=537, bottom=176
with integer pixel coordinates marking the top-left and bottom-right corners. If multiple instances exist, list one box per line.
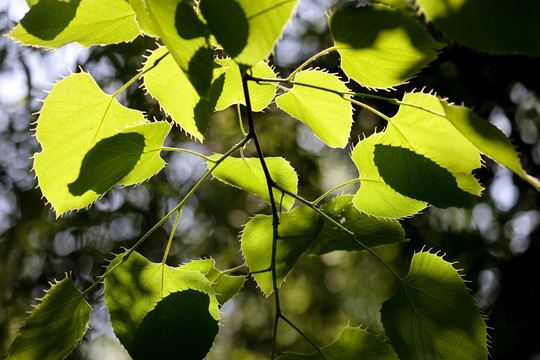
left=161, top=146, right=214, bottom=161
left=312, top=178, right=361, bottom=205
left=280, top=314, right=325, bottom=357
left=162, top=209, right=181, bottom=265
left=81, top=135, right=250, bottom=296
left=242, top=70, right=284, bottom=359
left=286, top=46, right=337, bottom=81
left=111, top=50, right=169, bottom=98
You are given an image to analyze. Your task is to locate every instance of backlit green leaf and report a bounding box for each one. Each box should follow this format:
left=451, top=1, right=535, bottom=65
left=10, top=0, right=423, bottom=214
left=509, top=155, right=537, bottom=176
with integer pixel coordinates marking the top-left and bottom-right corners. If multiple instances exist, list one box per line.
left=277, top=326, right=398, bottom=360
left=33, top=72, right=170, bottom=216
left=378, top=92, right=483, bottom=207
left=7, top=277, right=91, bottom=360
left=417, top=0, right=540, bottom=56
left=8, top=0, right=140, bottom=48
left=142, top=46, right=225, bottom=141
left=306, top=195, right=405, bottom=255
left=179, top=259, right=245, bottom=304
left=104, top=251, right=219, bottom=359
left=441, top=102, right=540, bottom=190
left=200, top=0, right=298, bottom=66
left=209, top=155, right=298, bottom=211
left=130, top=0, right=214, bottom=97
left=352, top=132, right=427, bottom=219
left=215, top=57, right=276, bottom=112
left=241, top=206, right=322, bottom=296
left=381, top=251, right=488, bottom=360
left=242, top=196, right=404, bottom=295
left=330, top=4, right=444, bottom=89
left=276, top=70, right=353, bottom=148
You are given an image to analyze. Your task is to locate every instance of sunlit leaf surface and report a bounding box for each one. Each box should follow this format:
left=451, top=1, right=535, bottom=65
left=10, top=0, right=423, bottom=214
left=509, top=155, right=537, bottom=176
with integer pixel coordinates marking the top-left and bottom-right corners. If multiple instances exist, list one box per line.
left=9, top=0, right=140, bottom=48
left=330, top=4, right=443, bottom=89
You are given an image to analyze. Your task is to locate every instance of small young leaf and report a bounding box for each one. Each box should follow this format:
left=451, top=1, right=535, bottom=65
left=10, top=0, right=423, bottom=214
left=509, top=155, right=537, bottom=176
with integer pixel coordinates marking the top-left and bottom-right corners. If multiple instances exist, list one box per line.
left=330, top=4, right=444, bottom=89
left=129, top=290, right=219, bottom=360
left=129, top=0, right=214, bottom=97
left=33, top=72, right=170, bottom=216
left=200, top=0, right=298, bottom=66
left=215, top=57, right=277, bottom=112
left=277, top=326, right=398, bottom=360
left=241, top=206, right=323, bottom=296
left=417, top=0, right=540, bottom=56
left=8, top=0, right=140, bottom=48
left=352, top=132, right=427, bottom=218
left=208, top=156, right=298, bottom=211
left=7, top=277, right=91, bottom=360
left=441, top=102, right=540, bottom=190
left=179, top=259, right=245, bottom=304
left=142, top=46, right=225, bottom=141
left=381, top=252, right=488, bottom=360
left=306, top=195, right=406, bottom=255
left=104, top=251, right=219, bottom=358
left=275, top=70, right=353, bottom=148
left=378, top=92, right=483, bottom=207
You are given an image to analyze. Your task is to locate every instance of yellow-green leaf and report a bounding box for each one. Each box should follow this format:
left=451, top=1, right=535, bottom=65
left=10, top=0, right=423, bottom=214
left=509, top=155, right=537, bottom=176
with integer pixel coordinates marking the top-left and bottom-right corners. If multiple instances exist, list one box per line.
left=8, top=0, right=141, bottom=48
left=33, top=72, right=170, bottom=216
left=276, top=70, right=353, bottom=148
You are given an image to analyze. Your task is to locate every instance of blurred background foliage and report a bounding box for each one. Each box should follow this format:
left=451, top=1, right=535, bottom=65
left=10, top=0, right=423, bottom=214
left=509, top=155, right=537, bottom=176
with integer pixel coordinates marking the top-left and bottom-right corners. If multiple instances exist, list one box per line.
left=1, top=0, right=540, bottom=359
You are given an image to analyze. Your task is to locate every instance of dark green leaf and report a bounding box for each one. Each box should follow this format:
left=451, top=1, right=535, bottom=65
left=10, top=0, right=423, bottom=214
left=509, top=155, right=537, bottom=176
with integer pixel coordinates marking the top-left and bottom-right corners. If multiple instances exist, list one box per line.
left=104, top=251, right=219, bottom=358
left=129, top=290, right=219, bottom=360
left=381, top=252, right=488, bottom=360
left=417, top=0, right=540, bottom=56
left=307, top=195, right=406, bottom=255
left=7, top=277, right=91, bottom=360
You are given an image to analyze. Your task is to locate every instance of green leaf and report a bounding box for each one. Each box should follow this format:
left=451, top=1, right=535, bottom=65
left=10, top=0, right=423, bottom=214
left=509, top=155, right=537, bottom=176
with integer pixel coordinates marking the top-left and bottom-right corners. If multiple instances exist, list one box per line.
left=8, top=0, right=140, bottom=48
left=378, top=92, right=483, bottom=207
left=381, top=251, right=488, bottom=360
left=104, top=251, right=219, bottom=359
left=441, top=102, right=540, bottom=190
left=306, top=195, right=406, bottom=255
left=7, top=277, right=91, bottom=360
left=417, top=0, right=540, bottom=56
left=33, top=72, right=170, bottom=216
left=241, top=206, right=323, bottom=296
left=329, top=4, right=444, bottom=89
left=199, top=0, right=248, bottom=58
left=179, top=259, right=245, bottom=304
left=130, top=0, right=214, bottom=97
left=129, top=290, right=219, bottom=360
left=215, top=57, right=277, bottom=112
left=275, top=70, right=353, bottom=148
left=242, top=196, right=405, bottom=295
left=277, top=326, right=398, bottom=360
left=352, top=132, right=427, bottom=219
left=208, top=155, right=298, bottom=211
left=142, top=46, right=225, bottom=141
left=200, top=0, right=298, bottom=66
